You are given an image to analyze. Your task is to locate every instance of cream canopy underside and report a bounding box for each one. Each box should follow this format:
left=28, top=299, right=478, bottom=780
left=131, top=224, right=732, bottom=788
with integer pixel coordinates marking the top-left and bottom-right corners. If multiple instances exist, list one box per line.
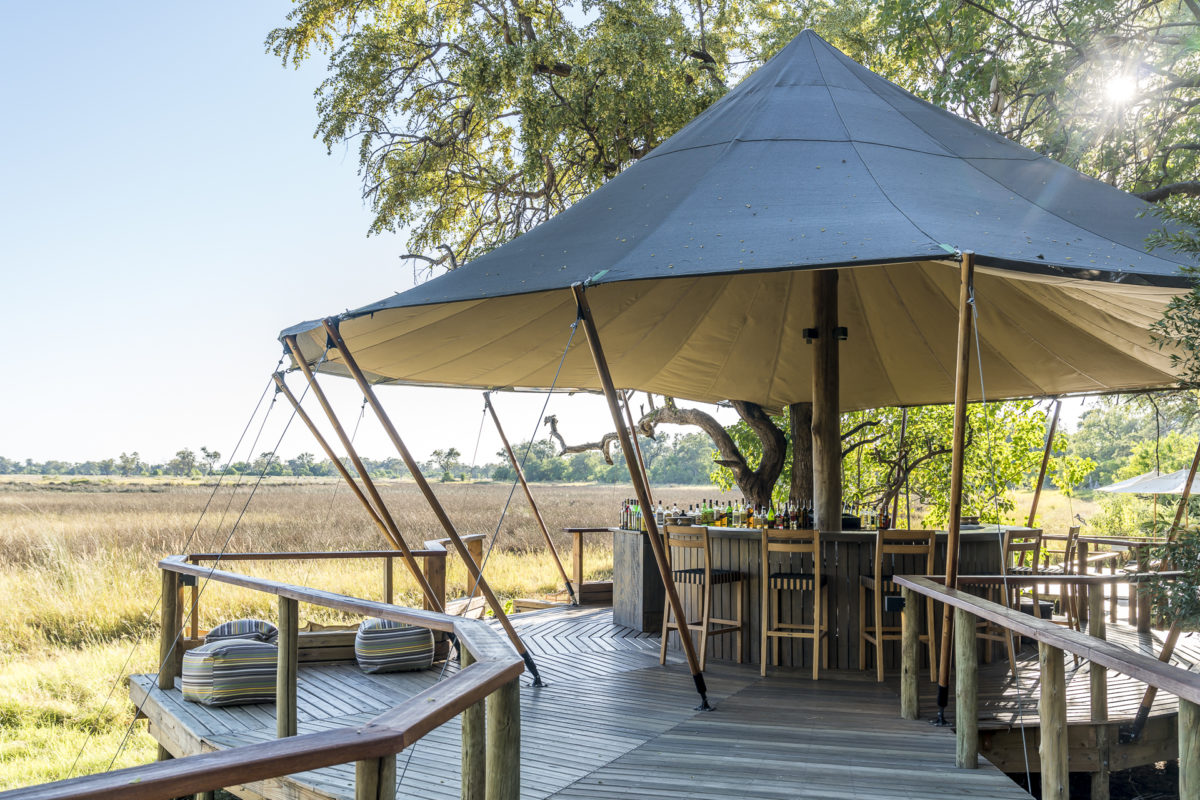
left=285, top=261, right=1182, bottom=411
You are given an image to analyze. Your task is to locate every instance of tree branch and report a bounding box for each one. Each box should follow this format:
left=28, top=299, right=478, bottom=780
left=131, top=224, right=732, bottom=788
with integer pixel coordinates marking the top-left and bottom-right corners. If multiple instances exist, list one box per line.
left=1137, top=181, right=1200, bottom=202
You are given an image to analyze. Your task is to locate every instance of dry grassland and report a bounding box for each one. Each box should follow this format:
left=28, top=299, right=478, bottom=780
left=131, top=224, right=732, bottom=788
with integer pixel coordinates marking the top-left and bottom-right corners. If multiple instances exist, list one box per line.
left=0, top=476, right=731, bottom=789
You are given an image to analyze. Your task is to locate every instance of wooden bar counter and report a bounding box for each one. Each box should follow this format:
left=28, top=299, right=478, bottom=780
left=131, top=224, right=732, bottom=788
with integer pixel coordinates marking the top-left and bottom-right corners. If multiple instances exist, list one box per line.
left=613, top=525, right=1006, bottom=672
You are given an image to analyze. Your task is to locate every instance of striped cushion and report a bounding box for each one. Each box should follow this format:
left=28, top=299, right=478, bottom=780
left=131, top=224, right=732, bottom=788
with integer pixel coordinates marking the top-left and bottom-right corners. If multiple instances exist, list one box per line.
left=672, top=568, right=742, bottom=586
left=354, top=619, right=435, bottom=674
left=768, top=572, right=827, bottom=590
left=205, top=618, right=278, bottom=645
left=182, top=639, right=277, bottom=706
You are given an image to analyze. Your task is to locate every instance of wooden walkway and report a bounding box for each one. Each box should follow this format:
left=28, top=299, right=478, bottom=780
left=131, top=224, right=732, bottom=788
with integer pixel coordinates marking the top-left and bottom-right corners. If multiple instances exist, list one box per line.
left=132, top=605, right=1033, bottom=799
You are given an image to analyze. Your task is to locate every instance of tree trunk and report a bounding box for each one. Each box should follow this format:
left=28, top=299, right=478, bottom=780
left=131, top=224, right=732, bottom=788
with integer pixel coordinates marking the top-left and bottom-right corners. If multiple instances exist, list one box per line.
left=789, top=402, right=814, bottom=507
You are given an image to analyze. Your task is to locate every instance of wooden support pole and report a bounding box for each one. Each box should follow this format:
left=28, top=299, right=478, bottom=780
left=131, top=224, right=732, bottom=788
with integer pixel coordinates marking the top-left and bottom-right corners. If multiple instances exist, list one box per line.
left=383, top=557, right=395, bottom=605
left=321, top=320, right=537, bottom=681
left=485, top=393, right=576, bottom=603
left=1078, top=540, right=1090, bottom=625
left=1090, top=588, right=1110, bottom=800
left=1129, top=622, right=1182, bottom=740
left=572, top=531, right=585, bottom=601
left=485, top=678, right=520, bottom=800
left=277, top=596, right=299, bottom=739
left=955, top=608, right=979, bottom=768
left=280, top=347, right=445, bottom=613
left=273, top=373, right=395, bottom=550
left=1040, top=643, right=1069, bottom=800
left=571, top=284, right=709, bottom=707
left=1181, top=699, right=1200, bottom=800
left=423, top=554, right=446, bottom=613
left=1170, top=435, right=1200, bottom=541
left=159, top=569, right=182, bottom=690
left=937, top=252, right=975, bottom=720
left=467, top=537, right=484, bottom=599
left=1028, top=399, right=1061, bottom=528
left=900, top=587, right=919, bottom=720
left=811, top=270, right=842, bottom=532
left=461, top=649, right=486, bottom=800
left=621, top=390, right=653, bottom=500
left=355, top=755, right=397, bottom=800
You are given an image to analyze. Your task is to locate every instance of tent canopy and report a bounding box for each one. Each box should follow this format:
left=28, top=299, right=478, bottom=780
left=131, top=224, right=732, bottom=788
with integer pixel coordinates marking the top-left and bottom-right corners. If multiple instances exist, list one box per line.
left=284, top=30, right=1191, bottom=411
left=1098, top=468, right=1200, bottom=495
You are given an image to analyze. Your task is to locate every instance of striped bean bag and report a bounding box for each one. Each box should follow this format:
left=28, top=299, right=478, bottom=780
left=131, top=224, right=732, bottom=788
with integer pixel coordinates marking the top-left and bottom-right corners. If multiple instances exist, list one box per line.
left=182, top=639, right=278, bottom=706
left=354, top=619, right=435, bottom=674
left=205, top=618, right=278, bottom=645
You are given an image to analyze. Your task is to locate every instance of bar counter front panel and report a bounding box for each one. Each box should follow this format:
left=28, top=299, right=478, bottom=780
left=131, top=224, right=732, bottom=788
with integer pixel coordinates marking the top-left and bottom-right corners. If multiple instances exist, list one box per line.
left=613, top=526, right=1004, bottom=672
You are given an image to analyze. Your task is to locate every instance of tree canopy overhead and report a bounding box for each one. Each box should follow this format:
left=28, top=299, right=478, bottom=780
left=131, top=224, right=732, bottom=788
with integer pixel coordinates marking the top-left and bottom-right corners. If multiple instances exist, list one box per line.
left=270, top=0, right=1200, bottom=272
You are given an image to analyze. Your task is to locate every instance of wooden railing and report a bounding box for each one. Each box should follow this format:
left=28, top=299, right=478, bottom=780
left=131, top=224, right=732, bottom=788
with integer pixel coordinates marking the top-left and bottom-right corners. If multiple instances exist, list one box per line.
left=0, top=555, right=523, bottom=800
left=894, top=573, right=1200, bottom=800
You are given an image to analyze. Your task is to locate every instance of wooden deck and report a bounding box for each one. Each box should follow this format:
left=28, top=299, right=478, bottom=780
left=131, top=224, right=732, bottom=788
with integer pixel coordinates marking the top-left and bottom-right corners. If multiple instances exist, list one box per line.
left=132, top=605, right=1034, bottom=799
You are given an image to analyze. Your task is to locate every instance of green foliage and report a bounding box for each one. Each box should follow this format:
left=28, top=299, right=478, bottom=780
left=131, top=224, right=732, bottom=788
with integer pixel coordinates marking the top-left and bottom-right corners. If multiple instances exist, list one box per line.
left=1051, top=453, right=1097, bottom=499
left=1150, top=528, right=1200, bottom=625
left=494, top=432, right=716, bottom=484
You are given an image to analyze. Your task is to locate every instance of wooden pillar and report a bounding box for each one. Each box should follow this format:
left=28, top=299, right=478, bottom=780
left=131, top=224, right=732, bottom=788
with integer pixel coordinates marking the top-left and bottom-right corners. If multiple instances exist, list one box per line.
left=485, top=678, right=520, bottom=800
left=900, top=587, right=919, bottom=720
left=383, top=557, right=395, bottom=605
left=159, top=569, right=182, bottom=690
left=1181, top=699, right=1200, bottom=800
left=424, top=554, right=447, bottom=612
left=811, top=270, right=841, bottom=531
left=1089, top=589, right=1110, bottom=800
left=461, top=649, right=486, bottom=800
left=937, top=253, right=975, bottom=717
left=356, top=755, right=397, bottom=800
left=1039, top=643, right=1069, bottom=800
left=955, top=608, right=978, bottom=768
left=1077, top=541, right=1089, bottom=625
left=277, top=596, right=299, bottom=738
left=467, top=537, right=485, bottom=599
left=1136, top=547, right=1152, bottom=633
left=1027, top=400, right=1061, bottom=528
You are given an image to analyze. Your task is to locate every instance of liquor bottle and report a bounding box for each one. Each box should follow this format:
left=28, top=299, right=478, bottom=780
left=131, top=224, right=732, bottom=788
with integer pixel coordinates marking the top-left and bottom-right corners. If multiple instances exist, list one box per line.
left=725, top=499, right=733, bottom=527
left=789, top=502, right=799, bottom=529
left=767, top=503, right=776, bottom=528
left=745, top=502, right=754, bottom=528
left=656, top=500, right=665, bottom=527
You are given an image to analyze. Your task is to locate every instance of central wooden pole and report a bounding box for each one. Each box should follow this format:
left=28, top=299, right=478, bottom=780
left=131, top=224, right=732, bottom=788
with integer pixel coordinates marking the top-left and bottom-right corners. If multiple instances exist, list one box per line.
left=811, top=270, right=842, bottom=531
left=1027, top=399, right=1061, bottom=528
left=320, top=319, right=543, bottom=685
left=936, top=252, right=975, bottom=722
left=571, top=283, right=710, bottom=709
left=485, top=393, right=577, bottom=604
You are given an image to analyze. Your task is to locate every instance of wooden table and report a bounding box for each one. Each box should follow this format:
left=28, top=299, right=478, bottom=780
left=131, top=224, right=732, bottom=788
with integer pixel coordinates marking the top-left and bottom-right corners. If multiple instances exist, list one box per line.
left=612, top=525, right=1009, bottom=671
left=560, top=527, right=613, bottom=604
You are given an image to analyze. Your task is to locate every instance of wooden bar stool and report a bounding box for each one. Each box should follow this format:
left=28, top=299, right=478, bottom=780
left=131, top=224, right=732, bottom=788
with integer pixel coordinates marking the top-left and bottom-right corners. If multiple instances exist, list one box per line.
left=1040, top=526, right=1080, bottom=630
left=979, top=528, right=1042, bottom=673
left=659, top=526, right=745, bottom=670
left=859, top=530, right=937, bottom=682
left=760, top=528, right=827, bottom=679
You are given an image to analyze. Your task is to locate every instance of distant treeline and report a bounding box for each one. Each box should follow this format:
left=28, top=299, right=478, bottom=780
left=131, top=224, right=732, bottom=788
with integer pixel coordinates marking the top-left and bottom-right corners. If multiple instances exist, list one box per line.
left=0, top=432, right=718, bottom=484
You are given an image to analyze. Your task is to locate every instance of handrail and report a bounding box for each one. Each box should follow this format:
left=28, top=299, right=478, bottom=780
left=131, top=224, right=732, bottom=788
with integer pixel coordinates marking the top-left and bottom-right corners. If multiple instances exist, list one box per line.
left=0, top=557, right=523, bottom=800
left=927, top=571, right=1183, bottom=586
left=894, top=575, right=1200, bottom=704
left=186, top=549, right=448, bottom=563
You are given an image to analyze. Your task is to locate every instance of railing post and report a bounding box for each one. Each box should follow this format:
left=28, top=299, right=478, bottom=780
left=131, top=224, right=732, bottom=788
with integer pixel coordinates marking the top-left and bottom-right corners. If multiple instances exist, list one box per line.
left=468, top=538, right=485, bottom=598
left=277, top=596, right=299, bottom=738
left=384, top=556, right=395, bottom=605
left=1181, top=699, right=1200, bottom=800
left=900, top=587, right=919, bottom=720
left=1077, top=541, right=1089, bottom=624
left=425, top=554, right=447, bottom=612
left=461, top=648, right=486, bottom=800
left=159, top=568, right=182, bottom=691
left=485, top=677, right=520, bottom=800
left=1089, top=588, right=1109, bottom=800
left=356, top=755, right=397, bottom=800
left=572, top=530, right=585, bottom=602
left=1136, top=546, right=1152, bottom=633
left=1040, top=643, right=1069, bottom=800
left=954, top=608, right=978, bottom=768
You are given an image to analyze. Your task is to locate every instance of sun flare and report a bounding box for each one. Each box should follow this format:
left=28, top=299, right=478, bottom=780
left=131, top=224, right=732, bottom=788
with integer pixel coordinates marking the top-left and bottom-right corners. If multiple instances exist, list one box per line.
left=1106, top=74, right=1138, bottom=104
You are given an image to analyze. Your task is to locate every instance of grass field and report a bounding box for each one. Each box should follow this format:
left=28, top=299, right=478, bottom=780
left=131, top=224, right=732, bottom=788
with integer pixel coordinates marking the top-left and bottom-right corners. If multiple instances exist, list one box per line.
left=0, top=476, right=736, bottom=789
left=0, top=476, right=1095, bottom=790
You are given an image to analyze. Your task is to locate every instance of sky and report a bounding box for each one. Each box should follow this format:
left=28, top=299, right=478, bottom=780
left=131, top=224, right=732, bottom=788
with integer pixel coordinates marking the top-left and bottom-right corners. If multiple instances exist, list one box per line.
left=0, top=2, right=689, bottom=468
left=0, top=4, right=1091, bottom=470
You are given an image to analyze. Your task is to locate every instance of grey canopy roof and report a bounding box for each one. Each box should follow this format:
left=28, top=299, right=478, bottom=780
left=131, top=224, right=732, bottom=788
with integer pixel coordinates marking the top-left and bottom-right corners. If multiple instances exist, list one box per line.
left=283, top=30, right=1191, bottom=410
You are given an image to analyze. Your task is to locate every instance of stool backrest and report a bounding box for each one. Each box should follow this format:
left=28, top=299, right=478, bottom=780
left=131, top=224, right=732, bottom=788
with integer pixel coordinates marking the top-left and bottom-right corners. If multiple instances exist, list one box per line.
left=663, top=525, right=710, bottom=570
left=761, top=528, right=821, bottom=579
left=1003, top=529, right=1043, bottom=573
left=1040, top=526, right=1079, bottom=571
left=873, top=529, right=937, bottom=580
